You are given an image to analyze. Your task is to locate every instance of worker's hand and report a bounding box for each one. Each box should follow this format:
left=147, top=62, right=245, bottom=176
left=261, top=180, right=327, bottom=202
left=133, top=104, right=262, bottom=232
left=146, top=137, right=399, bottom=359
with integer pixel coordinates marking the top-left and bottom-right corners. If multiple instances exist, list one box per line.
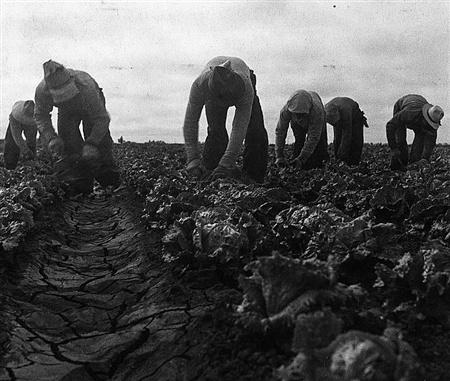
left=186, top=159, right=207, bottom=180
left=209, top=165, right=234, bottom=181
left=410, top=158, right=429, bottom=167
left=48, top=136, right=65, bottom=155
left=21, top=147, right=35, bottom=161
left=291, top=157, right=304, bottom=170
left=81, top=144, right=100, bottom=162
left=275, top=157, right=287, bottom=167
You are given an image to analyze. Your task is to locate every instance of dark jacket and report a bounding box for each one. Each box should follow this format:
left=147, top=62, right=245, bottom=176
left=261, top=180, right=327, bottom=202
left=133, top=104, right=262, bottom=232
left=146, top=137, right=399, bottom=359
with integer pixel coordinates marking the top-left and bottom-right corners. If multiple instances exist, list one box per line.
left=386, top=94, right=436, bottom=150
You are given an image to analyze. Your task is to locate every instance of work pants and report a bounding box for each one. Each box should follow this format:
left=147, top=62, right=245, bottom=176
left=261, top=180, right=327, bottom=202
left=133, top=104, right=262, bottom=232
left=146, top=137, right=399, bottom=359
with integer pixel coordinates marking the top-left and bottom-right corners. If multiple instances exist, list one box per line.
left=202, top=74, right=268, bottom=183
left=56, top=103, right=119, bottom=193
left=333, top=109, right=365, bottom=165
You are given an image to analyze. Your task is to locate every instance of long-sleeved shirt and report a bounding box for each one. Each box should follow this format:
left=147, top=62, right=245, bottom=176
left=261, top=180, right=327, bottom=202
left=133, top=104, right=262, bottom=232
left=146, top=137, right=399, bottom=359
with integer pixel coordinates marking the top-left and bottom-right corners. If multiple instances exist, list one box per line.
left=325, top=97, right=360, bottom=161
left=386, top=94, right=435, bottom=150
left=34, top=70, right=110, bottom=146
left=9, top=115, right=37, bottom=151
left=275, top=90, right=326, bottom=163
left=182, top=56, right=254, bottom=168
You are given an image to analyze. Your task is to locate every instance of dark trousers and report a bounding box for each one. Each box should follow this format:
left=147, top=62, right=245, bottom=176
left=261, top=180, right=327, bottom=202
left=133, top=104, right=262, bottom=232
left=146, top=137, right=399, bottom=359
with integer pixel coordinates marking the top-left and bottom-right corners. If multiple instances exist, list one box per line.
left=333, top=109, right=365, bottom=165
left=3, top=123, right=37, bottom=170
left=57, top=107, right=119, bottom=191
left=389, top=102, right=436, bottom=169
left=291, top=122, right=329, bottom=170
left=202, top=78, right=268, bottom=183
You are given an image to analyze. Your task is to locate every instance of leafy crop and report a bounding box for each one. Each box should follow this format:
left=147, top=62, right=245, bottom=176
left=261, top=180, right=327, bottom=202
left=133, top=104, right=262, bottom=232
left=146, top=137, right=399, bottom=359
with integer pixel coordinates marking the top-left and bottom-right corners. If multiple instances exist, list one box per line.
left=115, top=142, right=450, bottom=379
left=0, top=158, right=62, bottom=254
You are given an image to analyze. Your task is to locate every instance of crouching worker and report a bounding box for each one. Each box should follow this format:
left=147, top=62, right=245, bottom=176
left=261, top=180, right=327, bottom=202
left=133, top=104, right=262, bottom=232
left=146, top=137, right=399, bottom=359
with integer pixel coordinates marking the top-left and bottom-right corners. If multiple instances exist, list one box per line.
left=34, top=60, right=120, bottom=194
left=386, top=94, right=444, bottom=170
left=182, top=56, right=268, bottom=183
left=325, top=97, right=368, bottom=166
left=275, top=90, right=329, bottom=170
left=3, top=100, right=37, bottom=169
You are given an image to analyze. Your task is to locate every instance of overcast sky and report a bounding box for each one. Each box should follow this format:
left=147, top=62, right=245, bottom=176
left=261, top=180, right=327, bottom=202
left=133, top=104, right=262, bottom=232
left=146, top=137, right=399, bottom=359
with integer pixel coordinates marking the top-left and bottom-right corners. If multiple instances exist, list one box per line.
left=1, top=0, right=449, bottom=144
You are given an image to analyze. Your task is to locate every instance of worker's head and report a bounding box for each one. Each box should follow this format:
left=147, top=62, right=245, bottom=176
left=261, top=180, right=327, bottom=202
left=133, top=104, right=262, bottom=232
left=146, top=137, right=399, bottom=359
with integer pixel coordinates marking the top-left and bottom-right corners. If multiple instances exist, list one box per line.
left=287, top=91, right=312, bottom=112
left=325, top=103, right=340, bottom=125
left=11, top=100, right=35, bottom=126
left=208, top=60, right=245, bottom=102
left=422, top=104, right=444, bottom=130
left=43, top=60, right=79, bottom=104
left=287, top=90, right=312, bottom=124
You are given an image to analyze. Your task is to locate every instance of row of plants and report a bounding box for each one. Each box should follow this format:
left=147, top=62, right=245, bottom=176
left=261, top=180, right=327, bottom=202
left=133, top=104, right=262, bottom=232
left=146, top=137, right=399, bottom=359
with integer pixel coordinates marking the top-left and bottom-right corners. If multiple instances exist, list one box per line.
left=115, top=142, right=450, bottom=380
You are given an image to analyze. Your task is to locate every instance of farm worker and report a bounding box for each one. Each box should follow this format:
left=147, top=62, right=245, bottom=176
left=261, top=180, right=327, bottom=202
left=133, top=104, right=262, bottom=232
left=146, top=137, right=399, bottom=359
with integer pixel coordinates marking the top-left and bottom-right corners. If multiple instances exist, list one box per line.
left=386, top=94, right=444, bottom=170
left=3, top=100, right=37, bottom=169
left=325, top=97, right=368, bottom=165
left=182, top=56, right=268, bottom=183
left=275, top=90, right=329, bottom=169
left=34, top=60, right=120, bottom=193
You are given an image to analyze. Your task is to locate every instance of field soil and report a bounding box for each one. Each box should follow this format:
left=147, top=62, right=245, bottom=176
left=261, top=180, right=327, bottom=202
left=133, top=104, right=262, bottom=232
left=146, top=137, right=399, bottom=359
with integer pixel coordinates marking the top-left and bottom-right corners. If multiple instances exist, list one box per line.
left=0, top=143, right=449, bottom=381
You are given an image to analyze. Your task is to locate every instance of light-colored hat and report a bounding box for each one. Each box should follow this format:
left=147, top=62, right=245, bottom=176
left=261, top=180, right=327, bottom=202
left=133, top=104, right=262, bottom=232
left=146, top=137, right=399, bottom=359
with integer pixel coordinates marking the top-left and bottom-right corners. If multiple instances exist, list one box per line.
left=11, top=100, right=35, bottom=126
left=287, top=90, right=312, bottom=114
left=43, top=60, right=79, bottom=103
left=422, top=104, right=444, bottom=130
left=208, top=60, right=245, bottom=100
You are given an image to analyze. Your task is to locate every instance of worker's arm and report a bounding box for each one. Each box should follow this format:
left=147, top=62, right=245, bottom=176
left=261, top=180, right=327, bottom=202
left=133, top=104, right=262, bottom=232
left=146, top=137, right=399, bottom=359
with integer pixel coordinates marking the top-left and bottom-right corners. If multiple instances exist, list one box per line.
left=386, top=110, right=415, bottom=150
left=9, top=117, right=28, bottom=152
left=34, top=81, right=57, bottom=143
left=275, top=107, right=291, bottom=159
left=422, top=130, right=437, bottom=161
left=296, top=106, right=325, bottom=164
left=182, top=78, right=206, bottom=165
left=218, top=93, right=254, bottom=168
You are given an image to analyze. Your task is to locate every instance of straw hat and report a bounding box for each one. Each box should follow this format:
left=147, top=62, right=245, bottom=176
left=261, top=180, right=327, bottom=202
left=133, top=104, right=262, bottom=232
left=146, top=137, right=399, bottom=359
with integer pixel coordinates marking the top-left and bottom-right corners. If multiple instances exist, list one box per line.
left=422, top=104, right=444, bottom=130
left=287, top=90, right=312, bottom=114
left=43, top=60, right=79, bottom=103
left=208, top=60, right=245, bottom=100
left=11, top=100, right=35, bottom=126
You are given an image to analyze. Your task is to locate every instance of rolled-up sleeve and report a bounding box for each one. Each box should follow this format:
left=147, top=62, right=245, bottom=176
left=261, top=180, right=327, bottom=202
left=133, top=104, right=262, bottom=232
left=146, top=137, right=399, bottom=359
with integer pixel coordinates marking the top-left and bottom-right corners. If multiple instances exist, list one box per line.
left=275, top=107, right=291, bottom=158
left=183, top=79, right=205, bottom=164
left=34, top=81, right=56, bottom=141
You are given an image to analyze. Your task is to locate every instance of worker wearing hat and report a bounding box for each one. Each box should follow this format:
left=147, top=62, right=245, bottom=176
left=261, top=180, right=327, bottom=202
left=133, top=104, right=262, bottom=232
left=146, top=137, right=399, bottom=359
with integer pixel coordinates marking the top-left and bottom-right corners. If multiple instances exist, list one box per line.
left=325, top=97, right=369, bottom=166
left=275, top=90, right=329, bottom=169
left=34, top=60, right=120, bottom=193
left=386, top=94, right=444, bottom=170
left=3, top=100, right=37, bottom=169
left=182, top=56, right=268, bottom=183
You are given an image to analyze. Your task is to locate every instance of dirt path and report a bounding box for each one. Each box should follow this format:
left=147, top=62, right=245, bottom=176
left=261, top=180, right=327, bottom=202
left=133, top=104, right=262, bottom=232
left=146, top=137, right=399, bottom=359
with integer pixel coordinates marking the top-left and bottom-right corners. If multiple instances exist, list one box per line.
left=0, top=191, right=216, bottom=381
